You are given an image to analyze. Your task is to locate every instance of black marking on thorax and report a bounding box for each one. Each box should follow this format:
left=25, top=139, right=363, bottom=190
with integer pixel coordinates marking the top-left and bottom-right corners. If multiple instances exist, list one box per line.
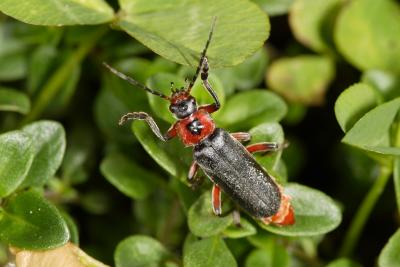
left=186, top=119, right=204, bottom=135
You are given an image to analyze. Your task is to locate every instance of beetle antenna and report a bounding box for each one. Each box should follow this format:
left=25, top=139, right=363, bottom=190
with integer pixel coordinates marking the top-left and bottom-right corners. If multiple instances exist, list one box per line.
left=186, top=17, right=216, bottom=93
left=103, top=62, right=170, bottom=100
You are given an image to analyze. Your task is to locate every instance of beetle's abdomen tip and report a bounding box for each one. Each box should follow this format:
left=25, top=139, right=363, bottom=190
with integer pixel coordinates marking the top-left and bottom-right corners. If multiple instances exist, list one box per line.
left=262, top=193, right=295, bottom=226
left=279, top=205, right=295, bottom=226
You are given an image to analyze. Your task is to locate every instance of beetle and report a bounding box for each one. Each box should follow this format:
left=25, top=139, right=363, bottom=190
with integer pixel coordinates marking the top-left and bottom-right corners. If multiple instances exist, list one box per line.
left=103, top=20, right=295, bottom=226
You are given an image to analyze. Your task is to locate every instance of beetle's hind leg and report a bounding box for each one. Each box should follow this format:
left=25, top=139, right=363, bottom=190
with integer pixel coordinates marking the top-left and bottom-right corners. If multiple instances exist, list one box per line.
left=212, top=184, right=222, bottom=216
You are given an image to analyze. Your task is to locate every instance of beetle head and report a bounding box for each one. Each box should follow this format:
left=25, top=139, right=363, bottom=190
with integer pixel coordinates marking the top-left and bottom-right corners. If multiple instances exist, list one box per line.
left=169, top=88, right=197, bottom=119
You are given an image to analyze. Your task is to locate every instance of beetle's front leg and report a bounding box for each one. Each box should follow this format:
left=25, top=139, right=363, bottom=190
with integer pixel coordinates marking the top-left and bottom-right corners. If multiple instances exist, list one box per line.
left=119, top=111, right=176, bottom=141
left=199, top=57, right=221, bottom=114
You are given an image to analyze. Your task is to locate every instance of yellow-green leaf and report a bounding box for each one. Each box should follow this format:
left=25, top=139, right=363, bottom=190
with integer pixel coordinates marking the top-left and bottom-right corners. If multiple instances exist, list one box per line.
left=335, top=0, right=400, bottom=73
left=118, top=0, right=269, bottom=67
left=0, top=0, right=114, bottom=26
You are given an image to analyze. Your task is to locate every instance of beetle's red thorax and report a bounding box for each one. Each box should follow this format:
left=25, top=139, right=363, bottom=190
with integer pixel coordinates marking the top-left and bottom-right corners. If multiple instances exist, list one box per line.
left=176, top=109, right=215, bottom=146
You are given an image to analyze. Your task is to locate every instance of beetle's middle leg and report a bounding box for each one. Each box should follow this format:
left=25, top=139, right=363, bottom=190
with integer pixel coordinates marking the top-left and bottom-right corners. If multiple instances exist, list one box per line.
left=246, top=142, right=288, bottom=154
left=231, top=132, right=288, bottom=154
left=231, top=132, right=251, bottom=142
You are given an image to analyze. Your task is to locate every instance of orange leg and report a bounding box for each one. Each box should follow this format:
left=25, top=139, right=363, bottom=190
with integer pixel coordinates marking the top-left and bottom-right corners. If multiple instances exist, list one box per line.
left=246, top=142, right=281, bottom=154
left=231, top=132, right=251, bottom=142
left=187, top=161, right=204, bottom=189
left=212, top=184, right=222, bottom=216
left=187, top=161, right=199, bottom=181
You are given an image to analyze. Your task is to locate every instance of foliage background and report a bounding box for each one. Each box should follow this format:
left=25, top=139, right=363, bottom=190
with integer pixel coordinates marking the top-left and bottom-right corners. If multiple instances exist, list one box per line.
left=0, top=0, right=399, bottom=266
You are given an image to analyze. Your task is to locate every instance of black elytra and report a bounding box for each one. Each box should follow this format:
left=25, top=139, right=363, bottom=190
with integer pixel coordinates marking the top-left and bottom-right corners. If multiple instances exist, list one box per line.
left=194, top=128, right=281, bottom=218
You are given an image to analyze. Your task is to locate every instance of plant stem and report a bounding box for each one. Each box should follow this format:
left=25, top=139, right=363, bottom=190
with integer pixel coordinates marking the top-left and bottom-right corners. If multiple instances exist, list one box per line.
left=339, top=165, right=392, bottom=256
left=20, top=26, right=108, bottom=125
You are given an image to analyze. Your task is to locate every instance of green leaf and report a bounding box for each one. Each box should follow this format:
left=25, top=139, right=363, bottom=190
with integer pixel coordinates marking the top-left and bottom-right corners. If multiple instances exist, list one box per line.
left=100, top=153, right=160, bottom=199
left=342, top=98, right=400, bottom=156
left=334, top=83, right=380, bottom=132
left=0, top=26, right=28, bottom=81
left=132, top=122, right=192, bottom=181
left=114, top=235, right=169, bottom=267
left=378, top=229, right=400, bottom=267
left=248, top=122, right=285, bottom=182
left=0, top=0, right=114, bottom=26
left=281, top=136, right=305, bottom=179
left=118, top=0, right=269, bottom=67
left=183, top=236, right=237, bottom=267
left=60, top=125, right=96, bottom=185
left=27, top=44, right=57, bottom=94
left=22, top=26, right=106, bottom=124
left=214, top=48, right=269, bottom=94
left=0, top=52, right=27, bottom=81
left=188, top=192, right=233, bottom=237
left=289, top=0, right=342, bottom=53
left=247, top=231, right=273, bottom=249
left=61, top=211, right=79, bottom=245
left=45, top=64, right=81, bottom=115
left=334, top=0, right=400, bottom=73
left=104, top=57, right=174, bottom=122
left=0, top=131, right=35, bottom=197
left=20, top=121, right=66, bottom=187
left=170, top=178, right=200, bottom=214
left=326, top=258, right=362, bottom=267
left=260, top=183, right=342, bottom=236
left=0, top=190, right=69, bottom=249
left=94, top=88, right=134, bottom=144
left=245, top=247, right=289, bottom=267
left=225, top=238, right=252, bottom=260
left=215, top=90, right=287, bottom=130
left=362, top=69, right=400, bottom=100
left=134, top=189, right=186, bottom=246
left=284, top=103, right=307, bottom=125
left=0, top=87, right=30, bottom=114
left=80, top=190, right=111, bottom=215
left=252, top=0, right=294, bottom=16
left=267, top=55, right=335, bottom=105
left=223, top=218, right=257, bottom=239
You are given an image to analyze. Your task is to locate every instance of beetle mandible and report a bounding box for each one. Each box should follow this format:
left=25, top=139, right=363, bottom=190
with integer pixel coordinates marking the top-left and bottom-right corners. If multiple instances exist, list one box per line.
left=103, top=19, right=295, bottom=226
